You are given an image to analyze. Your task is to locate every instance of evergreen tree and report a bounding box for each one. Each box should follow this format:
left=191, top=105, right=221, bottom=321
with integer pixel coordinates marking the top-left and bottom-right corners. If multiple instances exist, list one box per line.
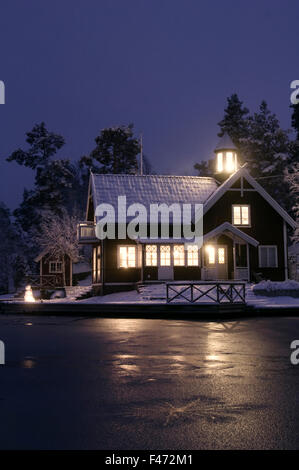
left=7, top=123, right=78, bottom=232
left=241, top=101, right=292, bottom=210
left=0, top=203, right=18, bottom=293
left=79, top=124, right=139, bottom=175
left=289, top=102, right=299, bottom=166
left=218, top=93, right=250, bottom=147
left=6, top=122, right=65, bottom=169
left=195, top=97, right=295, bottom=212
left=195, top=93, right=249, bottom=176
left=291, top=102, right=299, bottom=141
left=13, top=160, right=77, bottom=232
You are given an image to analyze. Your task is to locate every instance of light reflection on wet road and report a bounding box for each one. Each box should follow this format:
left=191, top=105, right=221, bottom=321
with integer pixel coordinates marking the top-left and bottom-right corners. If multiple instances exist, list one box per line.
left=0, top=315, right=299, bottom=449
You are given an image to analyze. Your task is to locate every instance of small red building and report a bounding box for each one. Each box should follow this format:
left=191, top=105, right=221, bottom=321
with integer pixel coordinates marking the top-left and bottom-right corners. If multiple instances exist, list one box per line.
left=34, top=250, right=73, bottom=287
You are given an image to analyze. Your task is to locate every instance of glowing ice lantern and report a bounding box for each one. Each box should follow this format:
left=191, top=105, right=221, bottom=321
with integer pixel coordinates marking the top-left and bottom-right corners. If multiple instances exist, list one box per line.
left=24, top=285, right=36, bottom=302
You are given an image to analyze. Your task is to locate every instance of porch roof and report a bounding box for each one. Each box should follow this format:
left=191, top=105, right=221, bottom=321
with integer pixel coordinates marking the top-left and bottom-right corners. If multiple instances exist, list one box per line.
left=203, top=222, right=259, bottom=247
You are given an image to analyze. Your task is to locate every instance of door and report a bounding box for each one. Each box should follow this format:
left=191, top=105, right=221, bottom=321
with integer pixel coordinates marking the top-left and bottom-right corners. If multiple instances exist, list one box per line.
left=158, top=245, right=174, bottom=280
left=205, top=245, right=228, bottom=280
left=216, top=246, right=228, bottom=280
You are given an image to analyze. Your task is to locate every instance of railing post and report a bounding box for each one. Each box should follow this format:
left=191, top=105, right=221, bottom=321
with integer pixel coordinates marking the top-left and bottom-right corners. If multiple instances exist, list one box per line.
left=191, top=284, right=193, bottom=303
left=217, top=283, right=220, bottom=303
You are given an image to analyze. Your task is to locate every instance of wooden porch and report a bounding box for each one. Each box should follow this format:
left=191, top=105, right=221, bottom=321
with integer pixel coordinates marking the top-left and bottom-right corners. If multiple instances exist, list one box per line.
left=26, top=274, right=64, bottom=289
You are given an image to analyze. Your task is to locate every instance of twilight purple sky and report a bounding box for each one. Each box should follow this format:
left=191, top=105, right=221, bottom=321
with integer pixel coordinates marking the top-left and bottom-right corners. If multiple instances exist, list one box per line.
left=0, top=0, right=298, bottom=209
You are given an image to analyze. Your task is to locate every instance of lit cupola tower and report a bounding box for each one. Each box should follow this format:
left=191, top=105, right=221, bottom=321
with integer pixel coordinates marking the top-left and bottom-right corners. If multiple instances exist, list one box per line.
left=214, top=133, right=238, bottom=181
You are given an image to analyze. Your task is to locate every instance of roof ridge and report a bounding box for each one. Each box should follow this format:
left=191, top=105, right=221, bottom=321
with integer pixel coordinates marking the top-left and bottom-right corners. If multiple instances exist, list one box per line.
left=92, top=173, right=216, bottom=180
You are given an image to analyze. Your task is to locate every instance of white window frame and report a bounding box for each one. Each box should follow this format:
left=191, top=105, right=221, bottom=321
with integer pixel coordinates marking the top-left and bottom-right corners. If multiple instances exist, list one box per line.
left=186, top=245, right=199, bottom=266
left=173, top=245, right=185, bottom=266
left=159, top=245, right=171, bottom=267
left=49, top=261, right=63, bottom=273
left=258, top=245, right=278, bottom=268
left=145, top=244, right=158, bottom=267
left=232, top=204, right=251, bottom=227
left=117, top=245, right=137, bottom=268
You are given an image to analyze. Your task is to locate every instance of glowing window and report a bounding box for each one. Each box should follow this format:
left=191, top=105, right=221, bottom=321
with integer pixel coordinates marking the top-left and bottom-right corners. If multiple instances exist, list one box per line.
left=145, top=245, right=157, bottom=266
left=233, top=205, right=250, bottom=226
left=206, top=245, right=215, bottom=265
left=173, top=245, right=185, bottom=266
left=187, top=245, right=199, bottom=266
left=93, top=247, right=97, bottom=281
left=218, top=248, right=225, bottom=264
left=226, top=152, right=234, bottom=172
left=217, top=152, right=223, bottom=172
left=160, top=245, right=171, bottom=266
left=119, top=246, right=136, bottom=268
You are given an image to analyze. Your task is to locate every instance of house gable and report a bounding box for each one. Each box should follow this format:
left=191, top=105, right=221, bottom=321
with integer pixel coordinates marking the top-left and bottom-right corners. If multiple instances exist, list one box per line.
left=204, top=166, right=297, bottom=229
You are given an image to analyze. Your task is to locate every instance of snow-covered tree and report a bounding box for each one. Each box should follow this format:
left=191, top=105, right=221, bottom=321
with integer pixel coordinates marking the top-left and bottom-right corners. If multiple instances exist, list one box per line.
left=14, top=159, right=76, bottom=232
left=241, top=101, right=290, bottom=175
left=195, top=99, right=294, bottom=211
left=285, top=163, right=299, bottom=243
left=35, top=209, right=82, bottom=286
left=291, top=103, right=299, bottom=141
left=240, top=101, right=293, bottom=210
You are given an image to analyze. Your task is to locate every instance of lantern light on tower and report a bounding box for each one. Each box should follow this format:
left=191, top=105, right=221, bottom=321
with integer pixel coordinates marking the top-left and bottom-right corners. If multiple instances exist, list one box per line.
left=214, top=133, right=238, bottom=179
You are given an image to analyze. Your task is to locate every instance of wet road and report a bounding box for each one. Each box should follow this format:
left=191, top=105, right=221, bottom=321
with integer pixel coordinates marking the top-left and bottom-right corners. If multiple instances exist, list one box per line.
left=0, top=314, right=299, bottom=449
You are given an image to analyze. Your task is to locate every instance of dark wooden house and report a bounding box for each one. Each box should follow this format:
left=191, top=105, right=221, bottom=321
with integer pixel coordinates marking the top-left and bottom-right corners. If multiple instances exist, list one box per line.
left=78, top=134, right=297, bottom=294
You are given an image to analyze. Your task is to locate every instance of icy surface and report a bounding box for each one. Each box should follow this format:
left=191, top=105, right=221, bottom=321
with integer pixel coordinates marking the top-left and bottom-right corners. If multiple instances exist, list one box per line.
left=1, top=315, right=299, bottom=449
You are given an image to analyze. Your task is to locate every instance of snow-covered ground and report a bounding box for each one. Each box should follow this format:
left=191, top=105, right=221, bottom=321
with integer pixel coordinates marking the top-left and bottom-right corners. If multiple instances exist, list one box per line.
left=1, top=283, right=298, bottom=309
left=77, top=284, right=299, bottom=309
left=246, top=285, right=299, bottom=309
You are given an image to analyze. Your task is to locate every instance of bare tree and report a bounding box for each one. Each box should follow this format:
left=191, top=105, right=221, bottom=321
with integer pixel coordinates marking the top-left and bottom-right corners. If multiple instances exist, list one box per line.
left=35, top=209, right=82, bottom=285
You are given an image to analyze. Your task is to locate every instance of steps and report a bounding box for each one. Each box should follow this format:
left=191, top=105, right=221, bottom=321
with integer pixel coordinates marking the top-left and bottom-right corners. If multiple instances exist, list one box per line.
left=138, top=283, right=167, bottom=301
left=64, top=285, right=93, bottom=300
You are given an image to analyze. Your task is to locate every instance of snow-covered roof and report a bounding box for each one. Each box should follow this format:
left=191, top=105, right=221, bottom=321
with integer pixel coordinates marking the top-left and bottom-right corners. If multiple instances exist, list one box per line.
left=90, top=173, right=218, bottom=215
left=214, top=133, right=237, bottom=151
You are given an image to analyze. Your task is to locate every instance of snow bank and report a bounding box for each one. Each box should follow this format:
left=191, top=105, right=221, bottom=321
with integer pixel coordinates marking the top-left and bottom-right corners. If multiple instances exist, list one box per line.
left=252, top=280, right=299, bottom=297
